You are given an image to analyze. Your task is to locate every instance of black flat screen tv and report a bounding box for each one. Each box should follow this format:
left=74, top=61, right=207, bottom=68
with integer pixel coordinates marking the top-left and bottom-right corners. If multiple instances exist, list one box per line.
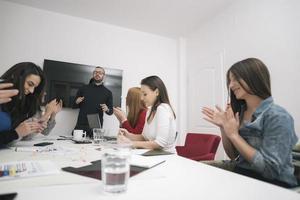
left=43, top=59, right=123, bottom=108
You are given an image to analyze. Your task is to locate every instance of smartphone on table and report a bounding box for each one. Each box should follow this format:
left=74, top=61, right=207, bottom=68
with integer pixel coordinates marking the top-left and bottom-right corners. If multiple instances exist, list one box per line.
left=33, top=142, right=53, bottom=146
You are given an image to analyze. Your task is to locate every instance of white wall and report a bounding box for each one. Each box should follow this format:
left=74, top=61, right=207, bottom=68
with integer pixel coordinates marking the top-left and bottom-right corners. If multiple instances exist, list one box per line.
left=185, top=0, right=300, bottom=159
left=0, top=1, right=181, bottom=138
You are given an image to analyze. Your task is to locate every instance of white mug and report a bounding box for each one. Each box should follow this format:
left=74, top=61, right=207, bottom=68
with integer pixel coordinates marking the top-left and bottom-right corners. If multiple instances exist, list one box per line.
left=73, top=129, right=86, bottom=141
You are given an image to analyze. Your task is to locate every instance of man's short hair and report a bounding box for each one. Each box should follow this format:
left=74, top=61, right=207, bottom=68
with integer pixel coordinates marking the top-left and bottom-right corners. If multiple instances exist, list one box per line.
left=94, top=66, right=105, bottom=74
left=95, top=66, right=104, bottom=70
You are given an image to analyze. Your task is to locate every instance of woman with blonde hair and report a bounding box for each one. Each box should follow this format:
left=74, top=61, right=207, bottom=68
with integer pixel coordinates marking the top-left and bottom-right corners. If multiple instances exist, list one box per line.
left=113, top=87, right=147, bottom=134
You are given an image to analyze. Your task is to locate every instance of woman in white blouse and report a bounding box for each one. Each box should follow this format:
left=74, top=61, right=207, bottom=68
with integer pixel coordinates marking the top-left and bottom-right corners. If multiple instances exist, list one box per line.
left=118, top=76, right=177, bottom=153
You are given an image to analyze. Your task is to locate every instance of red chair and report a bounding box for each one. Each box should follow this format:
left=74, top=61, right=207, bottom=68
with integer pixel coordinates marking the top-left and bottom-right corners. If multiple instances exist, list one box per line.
left=176, top=133, right=221, bottom=161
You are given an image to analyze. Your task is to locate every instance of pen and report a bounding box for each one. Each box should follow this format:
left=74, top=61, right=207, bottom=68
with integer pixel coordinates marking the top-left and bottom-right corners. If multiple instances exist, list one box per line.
left=15, top=147, right=57, bottom=152
left=15, top=147, right=38, bottom=152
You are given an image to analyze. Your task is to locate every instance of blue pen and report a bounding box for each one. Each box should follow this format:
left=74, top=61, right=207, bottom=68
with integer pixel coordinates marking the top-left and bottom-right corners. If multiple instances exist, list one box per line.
left=3, top=165, right=9, bottom=176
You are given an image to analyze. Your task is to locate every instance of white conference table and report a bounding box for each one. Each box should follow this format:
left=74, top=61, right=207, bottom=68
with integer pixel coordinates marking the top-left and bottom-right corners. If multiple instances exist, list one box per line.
left=0, top=135, right=299, bottom=200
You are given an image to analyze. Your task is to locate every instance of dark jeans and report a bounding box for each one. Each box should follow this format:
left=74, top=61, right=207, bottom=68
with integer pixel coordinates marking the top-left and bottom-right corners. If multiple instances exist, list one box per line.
left=233, top=166, right=296, bottom=188
left=202, top=160, right=297, bottom=188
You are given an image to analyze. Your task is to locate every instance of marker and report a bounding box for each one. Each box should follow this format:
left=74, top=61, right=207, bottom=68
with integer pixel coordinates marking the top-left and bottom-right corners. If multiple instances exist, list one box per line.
left=9, top=167, right=16, bottom=176
left=3, top=165, right=9, bottom=176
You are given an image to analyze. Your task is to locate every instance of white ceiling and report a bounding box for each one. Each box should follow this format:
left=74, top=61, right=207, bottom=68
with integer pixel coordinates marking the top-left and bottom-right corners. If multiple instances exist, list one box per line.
left=5, top=0, right=235, bottom=38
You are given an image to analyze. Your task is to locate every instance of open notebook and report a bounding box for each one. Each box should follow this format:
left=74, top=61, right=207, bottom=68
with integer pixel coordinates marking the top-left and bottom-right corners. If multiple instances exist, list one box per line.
left=130, top=155, right=166, bottom=168
left=62, top=156, right=166, bottom=180
left=62, top=160, right=146, bottom=180
left=141, top=149, right=174, bottom=156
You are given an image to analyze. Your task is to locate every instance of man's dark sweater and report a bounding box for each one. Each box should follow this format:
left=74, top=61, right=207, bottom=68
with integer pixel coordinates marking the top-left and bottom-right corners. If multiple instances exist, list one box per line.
left=73, top=82, right=113, bottom=133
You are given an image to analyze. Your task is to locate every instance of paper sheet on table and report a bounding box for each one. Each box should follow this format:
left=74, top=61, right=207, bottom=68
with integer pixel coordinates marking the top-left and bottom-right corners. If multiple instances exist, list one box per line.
left=131, top=149, right=149, bottom=155
left=12, top=145, right=78, bottom=155
left=130, top=155, right=166, bottom=168
left=0, top=160, right=60, bottom=181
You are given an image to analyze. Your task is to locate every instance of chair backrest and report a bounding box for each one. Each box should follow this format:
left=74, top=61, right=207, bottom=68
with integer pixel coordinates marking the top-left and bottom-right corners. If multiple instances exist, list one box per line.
left=183, top=133, right=221, bottom=157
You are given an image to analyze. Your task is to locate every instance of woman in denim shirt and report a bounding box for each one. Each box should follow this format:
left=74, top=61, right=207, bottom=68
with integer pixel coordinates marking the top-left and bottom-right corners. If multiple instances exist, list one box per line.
left=202, top=58, right=298, bottom=187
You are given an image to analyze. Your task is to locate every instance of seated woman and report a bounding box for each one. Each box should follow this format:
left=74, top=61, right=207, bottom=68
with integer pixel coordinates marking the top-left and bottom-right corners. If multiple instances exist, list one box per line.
left=113, top=87, right=146, bottom=134
left=0, top=62, right=58, bottom=145
left=202, top=58, right=298, bottom=187
left=118, top=76, right=177, bottom=153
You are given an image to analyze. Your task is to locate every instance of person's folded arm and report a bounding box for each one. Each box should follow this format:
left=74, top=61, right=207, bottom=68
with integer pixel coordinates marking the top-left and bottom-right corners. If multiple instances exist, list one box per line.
left=125, top=132, right=145, bottom=141
left=228, top=133, right=256, bottom=162
left=220, top=128, right=239, bottom=160
left=132, top=140, right=161, bottom=149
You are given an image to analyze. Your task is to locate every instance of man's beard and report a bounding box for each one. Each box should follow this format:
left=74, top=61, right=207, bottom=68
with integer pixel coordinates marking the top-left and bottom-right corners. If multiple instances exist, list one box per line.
left=94, top=78, right=103, bottom=84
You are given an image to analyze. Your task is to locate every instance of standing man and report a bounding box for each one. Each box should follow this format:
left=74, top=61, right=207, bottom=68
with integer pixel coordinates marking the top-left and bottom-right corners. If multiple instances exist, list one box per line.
left=72, top=66, right=113, bottom=136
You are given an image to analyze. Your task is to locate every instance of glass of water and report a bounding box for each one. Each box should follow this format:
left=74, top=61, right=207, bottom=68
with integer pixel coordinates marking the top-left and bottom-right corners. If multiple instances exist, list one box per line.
left=101, top=143, right=131, bottom=193
left=93, top=128, right=106, bottom=144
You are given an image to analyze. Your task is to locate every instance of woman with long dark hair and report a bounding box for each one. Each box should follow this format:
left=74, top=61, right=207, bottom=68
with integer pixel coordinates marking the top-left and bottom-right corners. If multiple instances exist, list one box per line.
left=1, top=62, right=45, bottom=127
left=118, top=76, right=177, bottom=153
left=202, top=58, right=298, bottom=187
left=0, top=62, right=60, bottom=144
